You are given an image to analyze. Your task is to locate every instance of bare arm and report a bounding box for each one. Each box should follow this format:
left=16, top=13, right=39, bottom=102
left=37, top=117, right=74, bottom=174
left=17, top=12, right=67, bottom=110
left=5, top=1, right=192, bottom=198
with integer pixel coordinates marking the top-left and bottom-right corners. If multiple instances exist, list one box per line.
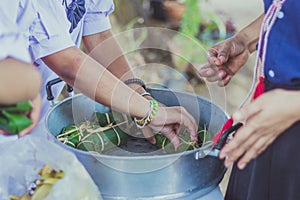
left=82, top=30, right=146, bottom=94
left=41, top=46, right=149, bottom=118
left=235, top=14, right=264, bottom=54
left=41, top=47, right=198, bottom=147
left=199, top=14, right=264, bottom=86
left=0, top=58, right=41, bottom=104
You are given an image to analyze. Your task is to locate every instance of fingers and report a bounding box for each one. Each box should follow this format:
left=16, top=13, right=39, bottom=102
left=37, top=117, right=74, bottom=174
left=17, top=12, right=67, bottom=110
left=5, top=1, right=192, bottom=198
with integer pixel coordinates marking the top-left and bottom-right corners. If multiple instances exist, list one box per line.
left=199, top=64, right=227, bottom=79
left=177, top=107, right=198, bottom=141
left=236, top=136, right=274, bottom=169
left=216, top=43, right=232, bottom=65
left=202, top=38, right=248, bottom=87
left=160, top=127, right=180, bottom=149
left=220, top=99, right=269, bottom=169
left=150, top=124, right=181, bottom=150
left=150, top=106, right=198, bottom=144
left=198, top=63, right=231, bottom=86
left=19, top=95, right=41, bottom=137
left=206, top=47, right=219, bottom=65
left=217, top=76, right=232, bottom=86
left=220, top=124, right=255, bottom=159
left=220, top=102, right=263, bottom=161
left=18, top=109, right=39, bottom=136
left=163, top=106, right=198, bottom=141
left=232, top=99, right=262, bottom=122
left=206, top=43, right=231, bottom=66
left=141, top=126, right=156, bottom=144
left=221, top=124, right=261, bottom=167
left=198, top=64, right=217, bottom=77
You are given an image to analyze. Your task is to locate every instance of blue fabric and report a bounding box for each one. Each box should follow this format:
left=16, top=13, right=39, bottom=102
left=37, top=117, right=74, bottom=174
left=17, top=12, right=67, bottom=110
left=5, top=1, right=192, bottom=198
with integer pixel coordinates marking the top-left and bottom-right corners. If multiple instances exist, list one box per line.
left=64, top=0, right=86, bottom=33
left=263, top=0, right=300, bottom=85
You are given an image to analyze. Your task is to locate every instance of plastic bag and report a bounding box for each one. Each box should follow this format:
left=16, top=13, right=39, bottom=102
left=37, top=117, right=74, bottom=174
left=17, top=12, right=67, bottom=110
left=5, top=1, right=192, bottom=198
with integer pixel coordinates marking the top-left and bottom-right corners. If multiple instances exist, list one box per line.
left=0, top=135, right=102, bottom=200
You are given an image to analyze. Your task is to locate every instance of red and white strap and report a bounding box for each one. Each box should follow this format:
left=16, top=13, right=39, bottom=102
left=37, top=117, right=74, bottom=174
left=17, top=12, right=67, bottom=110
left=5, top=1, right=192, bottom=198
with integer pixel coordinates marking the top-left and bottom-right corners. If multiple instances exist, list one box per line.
left=213, top=0, right=286, bottom=144
left=240, top=0, right=286, bottom=106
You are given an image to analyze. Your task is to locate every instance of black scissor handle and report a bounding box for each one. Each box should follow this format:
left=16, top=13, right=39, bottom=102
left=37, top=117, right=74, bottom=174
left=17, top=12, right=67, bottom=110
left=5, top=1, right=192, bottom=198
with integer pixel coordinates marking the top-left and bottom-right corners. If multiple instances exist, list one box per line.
left=215, top=122, right=243, bottom=150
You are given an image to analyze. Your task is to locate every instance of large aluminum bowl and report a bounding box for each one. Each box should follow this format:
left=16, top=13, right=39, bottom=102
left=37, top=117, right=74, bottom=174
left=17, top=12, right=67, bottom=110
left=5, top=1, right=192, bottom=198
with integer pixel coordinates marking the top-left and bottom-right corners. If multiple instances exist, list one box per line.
left=46, top=88, right=228, bottom=199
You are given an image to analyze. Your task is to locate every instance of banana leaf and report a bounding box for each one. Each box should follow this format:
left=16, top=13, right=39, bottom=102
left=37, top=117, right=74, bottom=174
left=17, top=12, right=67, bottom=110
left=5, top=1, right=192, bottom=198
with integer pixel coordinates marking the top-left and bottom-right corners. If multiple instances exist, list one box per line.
left=0, top=101, right=33, bottom=134
left=93, top=111, right=126, bottom=127
left=154, top=125, right=211, bottom=153
left=58, top=125, right=81, bottom=147
left=0, top=101, right=32, bottom=112
left=57, top=112, right=129, bottom=153
left=77, top=125, right=128, bottom=153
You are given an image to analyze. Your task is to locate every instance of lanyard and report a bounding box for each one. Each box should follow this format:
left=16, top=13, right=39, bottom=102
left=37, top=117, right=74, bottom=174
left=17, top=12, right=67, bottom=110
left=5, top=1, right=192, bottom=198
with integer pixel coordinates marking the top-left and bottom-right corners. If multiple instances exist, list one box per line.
left=240, top=0, right=286, bottom=107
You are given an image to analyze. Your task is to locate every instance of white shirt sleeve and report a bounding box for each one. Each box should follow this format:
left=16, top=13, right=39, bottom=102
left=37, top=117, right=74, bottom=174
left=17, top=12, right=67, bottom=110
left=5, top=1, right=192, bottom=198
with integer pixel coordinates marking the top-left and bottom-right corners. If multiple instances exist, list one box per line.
left=83, top=0, right=114, bottom=36
left=29, top=0, right=75, bottom=61
left=0, top=0, right=36, bottom=63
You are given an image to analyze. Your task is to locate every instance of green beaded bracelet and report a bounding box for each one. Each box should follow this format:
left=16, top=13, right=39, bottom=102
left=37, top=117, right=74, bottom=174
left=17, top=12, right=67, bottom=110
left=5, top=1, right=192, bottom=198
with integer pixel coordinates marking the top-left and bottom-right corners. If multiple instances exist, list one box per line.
left=134, top=100, right=158, bottom=128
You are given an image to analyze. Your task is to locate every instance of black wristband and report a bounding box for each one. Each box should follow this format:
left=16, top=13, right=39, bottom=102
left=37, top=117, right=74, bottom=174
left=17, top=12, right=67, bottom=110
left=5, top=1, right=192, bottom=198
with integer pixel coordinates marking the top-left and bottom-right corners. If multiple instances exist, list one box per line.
left=124, top=78, right=146, bottom=90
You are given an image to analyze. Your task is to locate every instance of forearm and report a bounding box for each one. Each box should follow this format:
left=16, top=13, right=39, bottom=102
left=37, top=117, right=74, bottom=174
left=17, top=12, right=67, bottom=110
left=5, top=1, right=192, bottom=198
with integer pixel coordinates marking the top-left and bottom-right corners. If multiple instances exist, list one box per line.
left=82, top=30, right=147, bottom=94
left=235, top=14, right=264, bottom=53
left=0, top=58, right=41, bottom=104
left=41, top=46, right=150, bottom=118
left=83, top=30, right=134, bottom=80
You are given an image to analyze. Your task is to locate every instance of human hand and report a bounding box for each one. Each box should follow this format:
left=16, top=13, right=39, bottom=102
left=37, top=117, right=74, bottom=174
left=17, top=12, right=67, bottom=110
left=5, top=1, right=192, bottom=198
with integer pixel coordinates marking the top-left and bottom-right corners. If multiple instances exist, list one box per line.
left=148, top=106, right=198, bottom=149
left=141, top=101, right=171, bottom=146
left=18, top=94, right=42, bottom=137
left=219, top=89, right=300, bottom=169
left=138, top=95, right=164, bottom=145
left=198, top=36, right=250, bottom=86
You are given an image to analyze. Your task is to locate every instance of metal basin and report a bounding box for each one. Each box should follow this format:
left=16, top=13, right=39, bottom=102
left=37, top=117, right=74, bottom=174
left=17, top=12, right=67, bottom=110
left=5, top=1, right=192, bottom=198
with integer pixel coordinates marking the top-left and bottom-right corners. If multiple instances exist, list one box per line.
left=46, top=88, right=228, bottom=199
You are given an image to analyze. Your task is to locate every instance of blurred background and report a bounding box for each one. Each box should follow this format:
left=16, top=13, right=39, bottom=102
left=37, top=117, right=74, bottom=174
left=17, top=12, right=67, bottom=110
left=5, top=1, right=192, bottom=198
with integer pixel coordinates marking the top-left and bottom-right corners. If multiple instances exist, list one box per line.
left=109, top=0, right=263, bottom=194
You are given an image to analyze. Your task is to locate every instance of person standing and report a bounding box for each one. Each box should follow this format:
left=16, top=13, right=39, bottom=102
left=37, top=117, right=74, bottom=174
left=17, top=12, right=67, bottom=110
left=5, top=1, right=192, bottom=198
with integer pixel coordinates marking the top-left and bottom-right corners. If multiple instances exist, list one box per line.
left=28, top=0, right=198, bottom=146
left=199, top=0, right=300, bottom=199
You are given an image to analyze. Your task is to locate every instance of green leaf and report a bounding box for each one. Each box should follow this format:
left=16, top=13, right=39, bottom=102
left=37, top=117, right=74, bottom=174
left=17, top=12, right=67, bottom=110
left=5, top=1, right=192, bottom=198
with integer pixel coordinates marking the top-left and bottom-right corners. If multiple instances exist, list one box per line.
left=0, top=111, right=32, bottom=134
left=0, top=101, right=32, bottom=113
left=154, top=125, right=211, bottom=153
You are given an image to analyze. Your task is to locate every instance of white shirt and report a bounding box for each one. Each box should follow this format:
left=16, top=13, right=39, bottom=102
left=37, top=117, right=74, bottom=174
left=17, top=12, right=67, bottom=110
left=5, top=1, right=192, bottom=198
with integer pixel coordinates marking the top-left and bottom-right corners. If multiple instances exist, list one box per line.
left=0, top=0, right=37, bottom=63
left=29, top=0, right=114, bottom=137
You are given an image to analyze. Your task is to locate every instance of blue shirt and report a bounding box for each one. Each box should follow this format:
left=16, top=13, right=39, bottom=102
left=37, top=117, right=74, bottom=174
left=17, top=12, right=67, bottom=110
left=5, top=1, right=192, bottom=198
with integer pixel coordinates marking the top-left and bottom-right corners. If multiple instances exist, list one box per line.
left=263, top=0, right=300, bottom=85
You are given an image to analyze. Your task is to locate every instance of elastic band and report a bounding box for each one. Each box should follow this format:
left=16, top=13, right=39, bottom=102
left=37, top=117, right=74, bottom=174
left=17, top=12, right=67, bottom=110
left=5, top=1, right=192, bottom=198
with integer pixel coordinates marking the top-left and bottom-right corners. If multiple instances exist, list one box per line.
left=124, top=78, right=146, bottom=90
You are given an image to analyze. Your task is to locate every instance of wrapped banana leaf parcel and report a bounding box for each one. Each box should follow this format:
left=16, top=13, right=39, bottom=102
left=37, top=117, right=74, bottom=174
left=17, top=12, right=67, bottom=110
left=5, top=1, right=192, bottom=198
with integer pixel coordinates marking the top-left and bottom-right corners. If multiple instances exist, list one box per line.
left=57, top=112, right=130, bottom=153
left=154, top=125, right=212, bottom=153
left=0, top=101, right=33, bottom=134
left=57, top=110, right=212, bottom=154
